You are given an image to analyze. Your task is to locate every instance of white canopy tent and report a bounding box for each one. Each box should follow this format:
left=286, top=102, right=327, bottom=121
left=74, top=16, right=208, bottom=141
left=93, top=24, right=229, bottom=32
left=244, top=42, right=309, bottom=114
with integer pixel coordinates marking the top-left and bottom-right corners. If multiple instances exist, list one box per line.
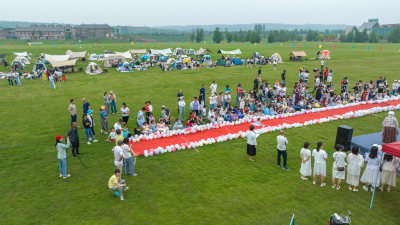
left=45, top=54, right=70, bottom=62
left=130, top=49, right=147, bottom=54
left=48, top=59, right=77, bottom=68
left=115, top=51, right=133, bottom=59
left=217, top=49, right=242, bottom=54
left=13, top=52, right=31, bottom=59
left=103, top=54, right=127, bottom=67
left=150, top=48, right=172, bottom=55
left=66, top=50, right=87, bottom=59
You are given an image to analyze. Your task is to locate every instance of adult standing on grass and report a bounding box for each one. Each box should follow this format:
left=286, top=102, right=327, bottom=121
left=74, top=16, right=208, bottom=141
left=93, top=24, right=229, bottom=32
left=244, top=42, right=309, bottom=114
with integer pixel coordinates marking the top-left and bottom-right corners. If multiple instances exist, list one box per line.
left=110, top=91, right=117, bottom=114
left=67, top=122, right=80, bottom=157
left=346, top=146, right=364, bottom=192
left=253, top=75, right=260, bottom=92
left=99, top=106, right=108, bottom=134
left=235, top=84, right=243, bottom=107
left=49, top=73, right=56, bottom=89
left=108, top=169, right=129, bottom=201
left=382, top=111, right=398, bottom=144
left=137, top=107, right=146, bottom=128
left=178, top=98, right=185, bottom=121
left=177, top=89, right=184, bottom=114
left=246, top=125, right=258, bottom=162
left=320, top=59, right=324, bottom=70
left=82, top=98, right=90, bottom=115
left=122, top=138, right=137, bottom=176
left=312, top=142, right=327, bottom=186
left=120, top=102, right=130, bottom=125
left=55, top=135, right=70, bottom=179
left=281, top=70, right=286, bottom=86
left=273, top=59, right=277, bottom=71
left=277, top=130, right=289, bottom=170
left=200, top=84, right=206, bottom=107
left=103, top=92, right=110, bottom=115
left=82, top=114, right=98, bottom=145
left=68, top=99, right=77, bottom=125
left=332, top=144, right=346, bottom=190
left=209, top=80, right=218, bottom=95
left=112, top=140, right=124, bottom=172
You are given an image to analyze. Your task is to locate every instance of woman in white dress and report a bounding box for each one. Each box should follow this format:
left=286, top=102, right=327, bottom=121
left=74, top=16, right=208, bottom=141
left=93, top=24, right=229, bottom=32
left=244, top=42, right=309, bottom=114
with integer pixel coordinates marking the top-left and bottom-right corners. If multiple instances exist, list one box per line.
left=312, top=142, right=328, bottom=186
left=379, top=154, right=399, bottom=192
left=300, top=142, right=312, bottom=180
left=332, top=144, right=347, bottom=190
left=327, top=69, right=333, bottom=83
left=360, top=146, right=381, bottom=191
left=346, top=146, right=364, bottom=192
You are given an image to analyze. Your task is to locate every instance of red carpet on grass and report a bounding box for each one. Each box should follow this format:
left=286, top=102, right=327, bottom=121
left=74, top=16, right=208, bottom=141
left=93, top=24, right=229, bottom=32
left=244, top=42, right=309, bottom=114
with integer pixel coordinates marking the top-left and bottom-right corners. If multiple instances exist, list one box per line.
left=130, top=100, right=400, bottom=156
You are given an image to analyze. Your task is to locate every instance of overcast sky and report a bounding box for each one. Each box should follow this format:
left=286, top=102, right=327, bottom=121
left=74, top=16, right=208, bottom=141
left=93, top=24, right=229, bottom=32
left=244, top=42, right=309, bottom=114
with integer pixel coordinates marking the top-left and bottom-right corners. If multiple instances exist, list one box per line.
left=2, top=0, right=399, bottom=27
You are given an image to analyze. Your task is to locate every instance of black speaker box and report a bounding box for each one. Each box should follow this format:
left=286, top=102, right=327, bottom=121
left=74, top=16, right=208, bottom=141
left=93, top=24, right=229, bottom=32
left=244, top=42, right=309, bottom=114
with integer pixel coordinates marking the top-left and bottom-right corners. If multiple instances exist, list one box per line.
left=335, top=125, right=353, bottom=151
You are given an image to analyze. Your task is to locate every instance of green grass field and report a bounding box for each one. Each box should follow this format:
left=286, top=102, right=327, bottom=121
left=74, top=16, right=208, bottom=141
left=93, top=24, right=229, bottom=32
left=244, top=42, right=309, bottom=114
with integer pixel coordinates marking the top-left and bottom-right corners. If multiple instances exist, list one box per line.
left=1, top=41, right=400, bottom=224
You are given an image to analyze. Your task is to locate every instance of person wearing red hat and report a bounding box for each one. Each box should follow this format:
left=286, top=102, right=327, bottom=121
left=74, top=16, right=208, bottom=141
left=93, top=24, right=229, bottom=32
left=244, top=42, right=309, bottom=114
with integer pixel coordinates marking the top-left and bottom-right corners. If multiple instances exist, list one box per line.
left=55, top=135, right=70, bottom=178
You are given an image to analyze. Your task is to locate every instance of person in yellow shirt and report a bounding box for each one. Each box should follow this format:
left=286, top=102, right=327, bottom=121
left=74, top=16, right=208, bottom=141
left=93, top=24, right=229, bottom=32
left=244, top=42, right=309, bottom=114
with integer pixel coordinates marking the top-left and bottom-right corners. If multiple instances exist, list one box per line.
left=115, top=129, right=124, bottom=146
left=108, top=169, right=129, bottom=200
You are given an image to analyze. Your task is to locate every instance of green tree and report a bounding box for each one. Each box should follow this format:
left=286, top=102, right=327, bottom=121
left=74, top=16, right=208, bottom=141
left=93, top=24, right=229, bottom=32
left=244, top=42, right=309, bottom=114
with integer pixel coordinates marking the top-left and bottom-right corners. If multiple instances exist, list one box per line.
left=225, top=29, right=233, bottom=43
left=190, top=32, right=195, bottom=42
left=212, top=27, right=223, bottom=43
left=388, top=26, right=400, bottom=43
left=267, top=32, right=275, bottom=43
left=369, top=31, right=378, bottom=43
left=195, top=28, right=204, bottom=42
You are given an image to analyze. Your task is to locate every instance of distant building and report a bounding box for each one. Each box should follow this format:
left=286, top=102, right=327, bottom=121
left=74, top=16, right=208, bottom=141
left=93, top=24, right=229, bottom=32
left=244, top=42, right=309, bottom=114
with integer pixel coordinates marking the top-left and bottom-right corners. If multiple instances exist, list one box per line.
left=15, top=24, right=69, bottom=40
left=345, top=26, right=356, bottom=35
left=373, top=24, right=400, bottom=36
left=74, top=24, right=114, bottom=40
left=359, top=19, right=380, bottom=34
left=0, top=27, right=15, bottom=39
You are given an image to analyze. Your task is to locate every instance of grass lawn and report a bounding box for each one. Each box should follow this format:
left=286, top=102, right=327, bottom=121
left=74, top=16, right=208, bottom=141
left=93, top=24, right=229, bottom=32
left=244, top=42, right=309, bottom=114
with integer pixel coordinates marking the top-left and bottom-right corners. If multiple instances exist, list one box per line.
left=0, top=41, right=400, bottom=224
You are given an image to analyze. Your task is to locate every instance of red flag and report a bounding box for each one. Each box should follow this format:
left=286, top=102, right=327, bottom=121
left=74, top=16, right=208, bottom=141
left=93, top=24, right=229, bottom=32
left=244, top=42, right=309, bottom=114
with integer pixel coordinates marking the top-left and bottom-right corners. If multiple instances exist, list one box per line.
left=380, top=46, right=383, bottom=51
left=333, top=45, right=336, bottom=49
left=146, top=42, right=148, bottom=45
left=299, top=44, right=302, bottom=47
left=95, top=42, right=98, bottom=46
left=113, top=42, right=115, bottom=45
left=176, top=41, right=178, bottom=44
left=239, top=43, right=242, bottom=45
left=122, top=42, right=124, bottom=45
left=7, top=42, right=10, bottom=46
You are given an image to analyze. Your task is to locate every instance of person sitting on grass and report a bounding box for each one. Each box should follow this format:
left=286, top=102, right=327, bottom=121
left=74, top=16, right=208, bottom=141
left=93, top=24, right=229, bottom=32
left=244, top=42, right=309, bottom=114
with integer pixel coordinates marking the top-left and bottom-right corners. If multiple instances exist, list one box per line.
left=173, top=119, right=183, bottom=130
left=108, top=169, right=129, bottom=201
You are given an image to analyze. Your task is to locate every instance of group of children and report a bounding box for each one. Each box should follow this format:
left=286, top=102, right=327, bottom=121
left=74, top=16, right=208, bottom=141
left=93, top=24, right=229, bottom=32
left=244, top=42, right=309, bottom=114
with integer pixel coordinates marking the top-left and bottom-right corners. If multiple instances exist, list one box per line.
left=299, top=143, right=398, bottom=192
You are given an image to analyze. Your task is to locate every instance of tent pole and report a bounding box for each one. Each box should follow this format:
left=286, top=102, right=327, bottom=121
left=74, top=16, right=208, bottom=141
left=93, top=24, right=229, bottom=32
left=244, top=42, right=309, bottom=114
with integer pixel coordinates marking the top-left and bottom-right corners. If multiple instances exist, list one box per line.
left=370, top=152, right=385, bottom=210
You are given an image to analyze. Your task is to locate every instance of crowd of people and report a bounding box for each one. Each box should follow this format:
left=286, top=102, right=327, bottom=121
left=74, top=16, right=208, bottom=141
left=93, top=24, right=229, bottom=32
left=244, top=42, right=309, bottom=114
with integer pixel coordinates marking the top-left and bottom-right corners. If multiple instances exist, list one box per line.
left=52, top=60, right=400, bottom=201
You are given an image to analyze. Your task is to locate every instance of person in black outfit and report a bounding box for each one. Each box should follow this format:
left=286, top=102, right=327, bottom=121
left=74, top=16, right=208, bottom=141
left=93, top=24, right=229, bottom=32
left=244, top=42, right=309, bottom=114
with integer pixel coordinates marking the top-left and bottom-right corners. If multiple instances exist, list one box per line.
left=281, top=70, right=286, bottom=86
left=316, top=86, right=322, bottom=102
left=258, top=67, right=262, bottom=75
left=253, top=75, right=260, bottom=92
left=67, top=122, right=80, bottom=157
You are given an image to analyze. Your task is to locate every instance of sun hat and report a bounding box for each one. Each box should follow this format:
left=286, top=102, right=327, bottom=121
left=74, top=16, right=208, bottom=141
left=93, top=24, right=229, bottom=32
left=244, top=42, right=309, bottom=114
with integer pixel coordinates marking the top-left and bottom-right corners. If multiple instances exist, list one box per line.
left=101, top=106, right=105, bottom=110
left=56, top=135, right=64, bottom=140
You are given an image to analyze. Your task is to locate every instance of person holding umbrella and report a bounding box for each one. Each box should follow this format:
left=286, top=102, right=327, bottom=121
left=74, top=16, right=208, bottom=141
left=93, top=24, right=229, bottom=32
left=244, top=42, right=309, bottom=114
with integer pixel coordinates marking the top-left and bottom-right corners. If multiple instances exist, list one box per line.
left=55, top=135, right=70, bottom=178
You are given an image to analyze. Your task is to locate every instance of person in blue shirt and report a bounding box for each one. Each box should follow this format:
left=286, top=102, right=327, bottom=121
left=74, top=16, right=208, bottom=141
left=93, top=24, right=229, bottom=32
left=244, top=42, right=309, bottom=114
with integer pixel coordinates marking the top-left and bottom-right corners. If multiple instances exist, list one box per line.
left=224, top=111, right=233, bottom=122
left=200, top=84, right=206, bottom=106
left=173, top=119, right=183, bottom=130
left=82, top=98, right=90, bottom=115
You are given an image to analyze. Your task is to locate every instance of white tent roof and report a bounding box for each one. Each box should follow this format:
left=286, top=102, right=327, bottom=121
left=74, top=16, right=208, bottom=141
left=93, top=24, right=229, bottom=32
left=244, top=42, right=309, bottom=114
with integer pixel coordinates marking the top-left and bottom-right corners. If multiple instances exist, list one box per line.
left=115, top=51, right=133, bottom=59
left=48, top=59, right=77, bottom=68
left=12, top=56, right=30, bottom=65
left=150, top=48, right=172, bottom=55
left=270, top=53, right=283, bottom=63
left=13, top=52, right=30, bottom=59
left=85, top=62, right=102, bottom=75
left=66, top=50, right=87, bottom=58
left=217, top=49, right=242, bottom=54
left=130, top=49, right=147, bottom=54
left=45, top=54, right=70, bottom=61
